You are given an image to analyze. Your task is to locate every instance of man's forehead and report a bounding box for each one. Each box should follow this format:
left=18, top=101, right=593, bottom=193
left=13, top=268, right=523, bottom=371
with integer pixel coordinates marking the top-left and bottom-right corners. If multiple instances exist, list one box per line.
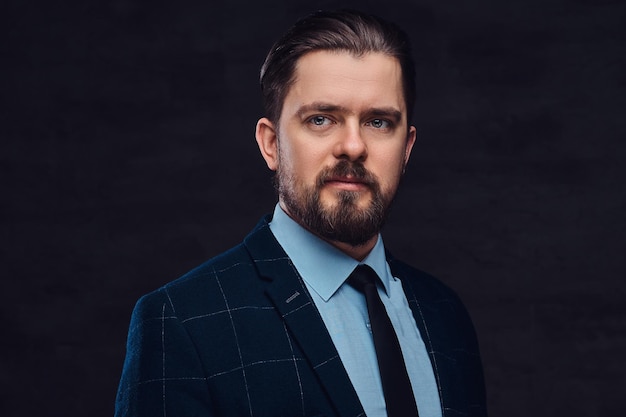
left=283, top=51, right=407, bottom=115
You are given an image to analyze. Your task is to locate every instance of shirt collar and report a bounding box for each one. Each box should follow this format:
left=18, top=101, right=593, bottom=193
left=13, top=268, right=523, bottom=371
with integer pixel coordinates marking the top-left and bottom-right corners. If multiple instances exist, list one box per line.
left=269, top=204, right=392, bottom=301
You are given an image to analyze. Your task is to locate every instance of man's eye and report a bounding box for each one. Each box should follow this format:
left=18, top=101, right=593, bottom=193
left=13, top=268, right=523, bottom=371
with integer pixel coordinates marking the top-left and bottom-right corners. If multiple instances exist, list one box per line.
left=308, top=116, right=331, bottom=126
left=369, top=119, right=390, bottom=129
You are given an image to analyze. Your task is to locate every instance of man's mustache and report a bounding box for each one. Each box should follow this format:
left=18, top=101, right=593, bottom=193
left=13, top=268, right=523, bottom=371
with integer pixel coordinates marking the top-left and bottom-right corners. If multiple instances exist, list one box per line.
left=316, top=161, right=378, bottom=188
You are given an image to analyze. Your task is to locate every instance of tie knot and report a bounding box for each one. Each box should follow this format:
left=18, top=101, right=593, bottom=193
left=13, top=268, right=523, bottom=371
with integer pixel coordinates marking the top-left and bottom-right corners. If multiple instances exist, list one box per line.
left=347, top=264, right=379, bottom=294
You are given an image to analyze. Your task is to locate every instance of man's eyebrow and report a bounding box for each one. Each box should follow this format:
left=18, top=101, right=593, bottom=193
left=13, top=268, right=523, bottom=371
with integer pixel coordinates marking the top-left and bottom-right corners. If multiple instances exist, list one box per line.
left=367, top=107, right=403, bottom=123
left=295, top=102, right=347, bottom=118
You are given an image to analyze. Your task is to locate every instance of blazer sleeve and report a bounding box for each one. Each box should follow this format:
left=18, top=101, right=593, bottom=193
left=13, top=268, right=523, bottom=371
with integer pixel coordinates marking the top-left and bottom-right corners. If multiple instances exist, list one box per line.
left=115, top=288, right=214, bottom=417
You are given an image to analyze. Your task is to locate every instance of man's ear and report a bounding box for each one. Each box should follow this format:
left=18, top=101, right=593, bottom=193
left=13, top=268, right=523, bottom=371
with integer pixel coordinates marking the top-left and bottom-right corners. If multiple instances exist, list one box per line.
left=255, top=117, right=279, bottom=171
left=404, top=125, right=417, bottom=166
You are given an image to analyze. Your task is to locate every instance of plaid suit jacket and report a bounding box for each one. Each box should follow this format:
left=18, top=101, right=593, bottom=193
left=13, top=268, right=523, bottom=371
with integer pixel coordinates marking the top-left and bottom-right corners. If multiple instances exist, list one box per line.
left=115, top=216, right=487, bottom=417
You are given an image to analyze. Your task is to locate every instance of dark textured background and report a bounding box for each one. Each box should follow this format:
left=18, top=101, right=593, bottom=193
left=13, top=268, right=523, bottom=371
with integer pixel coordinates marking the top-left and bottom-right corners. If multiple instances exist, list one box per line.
left=2, top=0, right=625, bottom=416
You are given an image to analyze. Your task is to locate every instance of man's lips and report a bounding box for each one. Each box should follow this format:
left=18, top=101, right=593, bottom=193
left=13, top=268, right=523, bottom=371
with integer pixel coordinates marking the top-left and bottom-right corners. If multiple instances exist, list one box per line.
left=324, top=176, right=370, bottom=190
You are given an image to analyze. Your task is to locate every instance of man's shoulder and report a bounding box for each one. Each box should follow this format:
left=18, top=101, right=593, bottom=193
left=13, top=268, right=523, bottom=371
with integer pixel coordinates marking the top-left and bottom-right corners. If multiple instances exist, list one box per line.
left=132, top=240, right=267, bottom=323
left=170, top=242, right=255, bottom=289
left=140, top=216, right=274, bottom=304
left=134, top=213, right=282, bottom=316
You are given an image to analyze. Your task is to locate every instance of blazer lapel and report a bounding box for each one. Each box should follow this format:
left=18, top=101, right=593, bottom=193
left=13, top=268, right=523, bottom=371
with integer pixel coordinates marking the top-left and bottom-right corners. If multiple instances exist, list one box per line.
left=244, top=217, right=364, bottom=417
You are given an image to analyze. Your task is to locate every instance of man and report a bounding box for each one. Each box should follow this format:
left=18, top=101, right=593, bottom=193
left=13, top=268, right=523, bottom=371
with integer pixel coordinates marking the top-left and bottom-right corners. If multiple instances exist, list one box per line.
left=115, top=9, right=487, bottom=417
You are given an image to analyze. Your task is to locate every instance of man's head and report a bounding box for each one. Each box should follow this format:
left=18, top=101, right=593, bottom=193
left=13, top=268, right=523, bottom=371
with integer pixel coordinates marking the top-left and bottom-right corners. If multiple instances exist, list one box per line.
left=260, top=9, right=416, bottom=126
left=255, top=10, right=417, bottom=258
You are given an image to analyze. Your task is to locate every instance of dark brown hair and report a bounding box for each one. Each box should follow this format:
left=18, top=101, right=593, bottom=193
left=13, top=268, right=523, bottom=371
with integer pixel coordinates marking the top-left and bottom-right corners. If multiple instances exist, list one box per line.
left=259, top=9, right=416, bottom=124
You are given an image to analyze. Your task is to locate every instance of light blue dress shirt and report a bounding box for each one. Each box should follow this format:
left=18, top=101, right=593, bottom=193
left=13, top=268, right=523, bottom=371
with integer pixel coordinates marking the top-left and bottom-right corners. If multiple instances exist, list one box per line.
left=269, top=204, right=442, bottom=417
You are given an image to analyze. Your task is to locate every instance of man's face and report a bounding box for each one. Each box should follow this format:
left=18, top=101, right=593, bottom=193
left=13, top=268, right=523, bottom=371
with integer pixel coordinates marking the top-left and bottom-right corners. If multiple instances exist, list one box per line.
left=256, top=50, right=416, bottom=247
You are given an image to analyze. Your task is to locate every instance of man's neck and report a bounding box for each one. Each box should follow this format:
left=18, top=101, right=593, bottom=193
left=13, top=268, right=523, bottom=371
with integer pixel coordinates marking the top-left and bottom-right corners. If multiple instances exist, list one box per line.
left=279, top=202, right=378, bottom=262
left=327, top=238, right=377, bottom=262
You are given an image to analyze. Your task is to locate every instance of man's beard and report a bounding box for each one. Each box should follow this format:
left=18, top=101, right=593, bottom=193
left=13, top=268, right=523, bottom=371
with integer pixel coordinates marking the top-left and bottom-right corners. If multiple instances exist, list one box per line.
left=275, top=160, right=398, bottom=247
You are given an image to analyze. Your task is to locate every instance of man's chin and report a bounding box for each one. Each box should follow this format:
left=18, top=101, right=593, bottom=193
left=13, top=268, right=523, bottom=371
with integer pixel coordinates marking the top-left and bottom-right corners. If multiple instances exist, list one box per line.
left=319, top=189, right=372, bottom=211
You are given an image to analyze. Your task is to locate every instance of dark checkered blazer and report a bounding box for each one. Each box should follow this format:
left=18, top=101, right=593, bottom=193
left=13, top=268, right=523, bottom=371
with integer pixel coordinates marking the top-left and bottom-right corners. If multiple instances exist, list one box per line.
left=115, top=215, right=487, bottom=417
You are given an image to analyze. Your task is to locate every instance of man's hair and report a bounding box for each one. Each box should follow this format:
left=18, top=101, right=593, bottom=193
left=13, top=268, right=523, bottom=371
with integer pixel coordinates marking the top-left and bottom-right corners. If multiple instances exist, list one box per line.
left=259, top=9, right=416, bottom=125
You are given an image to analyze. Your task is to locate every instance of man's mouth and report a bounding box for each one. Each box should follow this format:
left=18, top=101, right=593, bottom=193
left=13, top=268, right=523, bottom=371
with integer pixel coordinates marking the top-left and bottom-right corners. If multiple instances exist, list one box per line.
left=324, top=176, right=370, bottom=191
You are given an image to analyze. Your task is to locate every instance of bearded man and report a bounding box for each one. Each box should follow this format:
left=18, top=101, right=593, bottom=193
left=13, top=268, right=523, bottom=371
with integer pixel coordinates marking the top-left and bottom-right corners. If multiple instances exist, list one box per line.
left=115, top=9, right=487, bottom=417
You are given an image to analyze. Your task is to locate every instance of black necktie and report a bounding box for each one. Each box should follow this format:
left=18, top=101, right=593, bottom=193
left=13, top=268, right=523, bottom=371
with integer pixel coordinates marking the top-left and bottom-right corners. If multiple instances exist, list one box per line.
left=348, top=264, right=419, bottom=417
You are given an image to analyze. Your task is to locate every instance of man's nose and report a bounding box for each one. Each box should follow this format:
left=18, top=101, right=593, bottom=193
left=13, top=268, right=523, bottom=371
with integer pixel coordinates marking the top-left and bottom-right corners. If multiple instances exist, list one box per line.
left=333, top=123, right=367, bottom=161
